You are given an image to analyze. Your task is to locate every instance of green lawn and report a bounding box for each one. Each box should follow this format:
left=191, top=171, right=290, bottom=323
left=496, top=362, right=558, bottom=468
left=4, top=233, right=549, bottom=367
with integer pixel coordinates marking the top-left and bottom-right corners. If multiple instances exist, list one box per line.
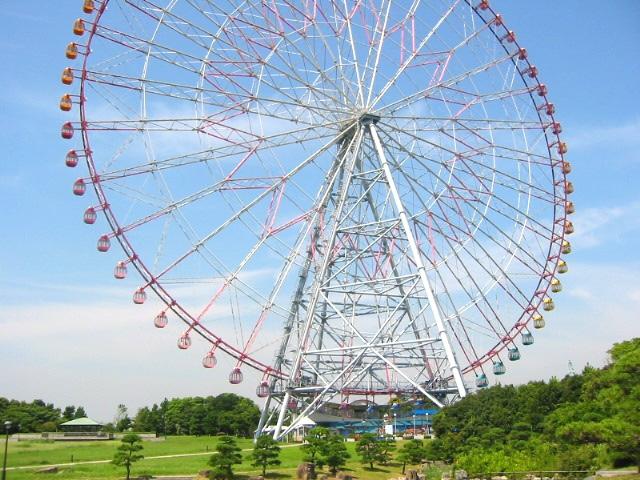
left=3, top=436, right=429, bottom=480
left=7, top=436, right=255, bottom=467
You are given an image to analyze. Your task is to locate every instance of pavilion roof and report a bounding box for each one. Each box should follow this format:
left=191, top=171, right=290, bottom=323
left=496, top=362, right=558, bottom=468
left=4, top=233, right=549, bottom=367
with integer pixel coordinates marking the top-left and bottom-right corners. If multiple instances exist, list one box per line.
left=59, top=417, right=103, bottom=427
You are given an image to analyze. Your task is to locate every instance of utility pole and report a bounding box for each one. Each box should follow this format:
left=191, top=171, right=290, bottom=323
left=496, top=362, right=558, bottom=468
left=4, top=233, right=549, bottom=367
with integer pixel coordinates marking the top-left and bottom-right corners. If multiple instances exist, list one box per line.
left=2, top=421, right=12, bottom=480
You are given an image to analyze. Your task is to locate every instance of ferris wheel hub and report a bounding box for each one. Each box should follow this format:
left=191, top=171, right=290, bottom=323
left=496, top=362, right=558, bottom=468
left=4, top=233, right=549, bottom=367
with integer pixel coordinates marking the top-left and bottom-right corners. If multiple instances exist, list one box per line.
left=358, top=113, right=381, bottom=126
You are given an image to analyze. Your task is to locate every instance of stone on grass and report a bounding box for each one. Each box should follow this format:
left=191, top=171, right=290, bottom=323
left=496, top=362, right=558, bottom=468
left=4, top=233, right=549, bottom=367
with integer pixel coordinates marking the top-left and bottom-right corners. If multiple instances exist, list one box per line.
left=296, top=462, right=316, bottom=480
left=36, top=467, right=58, bottom=474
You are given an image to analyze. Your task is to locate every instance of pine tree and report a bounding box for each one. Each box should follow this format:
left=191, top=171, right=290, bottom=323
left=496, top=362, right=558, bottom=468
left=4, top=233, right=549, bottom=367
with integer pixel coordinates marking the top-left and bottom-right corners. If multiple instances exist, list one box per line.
left=208, top=435, right=242, bottom=480
left=251, top=435, right=281, bottom=476
left=324, top=433, right=350, bottom=475
left=397, top=439, right=425, bottom=474
left=356, top=433, right=382, bottom=470
left=378, top=434, right=396, bottom=465
left=301, top=427, right=330, bottom=468
left=112, top=434, right=144, bottom=480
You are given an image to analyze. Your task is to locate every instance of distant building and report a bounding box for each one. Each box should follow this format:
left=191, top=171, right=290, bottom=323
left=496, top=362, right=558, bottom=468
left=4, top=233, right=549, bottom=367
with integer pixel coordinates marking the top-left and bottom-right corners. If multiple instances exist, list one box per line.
left=58, top=417, right=104, bottom=434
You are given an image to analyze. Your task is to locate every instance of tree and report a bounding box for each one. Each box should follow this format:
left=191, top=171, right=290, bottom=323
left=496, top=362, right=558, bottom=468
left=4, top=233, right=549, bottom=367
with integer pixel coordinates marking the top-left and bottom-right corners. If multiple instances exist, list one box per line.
left=302, top=427, right=330, bottom=468
left=323, top=433, right=350, bottom=475
left=112, top=433, right=144, bottom=480
left=74, top=406, right=87, bottom=418
left=251, top=435, right=281, bottom=476
left=208, top=435, right=242, bottom=480
left=397, top=439, right=425, bottom=474
left=62, top=406, right=76, bottom=421
left=115, top=404, right=132, bottom=432
left=356, top=433, right=382, bottom=470
left=378, top=435, right=396, bottom=465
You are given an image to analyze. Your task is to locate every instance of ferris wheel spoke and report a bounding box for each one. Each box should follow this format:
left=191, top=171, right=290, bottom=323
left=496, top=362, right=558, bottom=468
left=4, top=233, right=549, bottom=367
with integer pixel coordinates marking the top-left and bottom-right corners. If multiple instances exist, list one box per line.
left=213, top=7, right=357, bottom=114
left=379, top=128, right=555, bottom=272
left=380, top=122, right=561, bottom=212
left=197, top=134, right=363, bottom=348
left=377, top=50, right=518, bottom=116
left=369, top=0, right=464, bottom=108
left=370, top=157, right=552, bottom=301
left=146, top=130, right=348, bottom=286
left=84, top=70, right=348, bottom=125
left=95, top=23, right=345, bottom=120
left=256, top=24, right=356, bottom=111
left=362, top=0, right=392, bottom=107
left=361, top=0, right=422, bottom=92
left=389, top=159, right=535, bottom=322
left=337, top=0, right=366, bottom=107
left=94, top=125, right=344, bottom=183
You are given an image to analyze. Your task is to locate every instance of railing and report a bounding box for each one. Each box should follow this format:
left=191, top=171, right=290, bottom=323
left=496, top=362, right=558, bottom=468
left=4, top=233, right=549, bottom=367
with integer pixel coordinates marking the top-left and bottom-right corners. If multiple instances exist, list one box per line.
left=460, top=470, right=592, bottom=480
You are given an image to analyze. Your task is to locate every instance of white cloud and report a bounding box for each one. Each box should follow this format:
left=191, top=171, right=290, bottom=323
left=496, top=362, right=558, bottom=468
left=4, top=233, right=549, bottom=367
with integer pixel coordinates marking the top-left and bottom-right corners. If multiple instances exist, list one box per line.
left=569, top=200, right=640, bottom=249
left=567, top=118, right=640, bottom=154
left=0, top=294, right=269, bottom=422
left=498, top=260, right=640, bottom=385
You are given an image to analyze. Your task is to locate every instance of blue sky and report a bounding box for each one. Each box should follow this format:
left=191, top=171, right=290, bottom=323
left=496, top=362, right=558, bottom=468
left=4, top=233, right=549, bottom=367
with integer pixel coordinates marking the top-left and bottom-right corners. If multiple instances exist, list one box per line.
left=1, top=1, right=639, bottom=422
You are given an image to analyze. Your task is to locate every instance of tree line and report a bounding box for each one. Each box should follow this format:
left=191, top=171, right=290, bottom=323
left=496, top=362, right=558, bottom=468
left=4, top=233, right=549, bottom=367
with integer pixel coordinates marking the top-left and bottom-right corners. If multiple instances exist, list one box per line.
left=132, top=394, right=261, bottom=437
left=0, top=399, right=88, bottom=433
left=428, top=337, right=640, bottom=473
left=0, top=393, right=260, bottom=437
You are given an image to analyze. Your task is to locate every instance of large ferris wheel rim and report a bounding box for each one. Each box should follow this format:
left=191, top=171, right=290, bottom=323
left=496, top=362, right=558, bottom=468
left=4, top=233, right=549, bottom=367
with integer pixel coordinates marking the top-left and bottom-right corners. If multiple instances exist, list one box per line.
left=67, top=0, right=571, bottom=384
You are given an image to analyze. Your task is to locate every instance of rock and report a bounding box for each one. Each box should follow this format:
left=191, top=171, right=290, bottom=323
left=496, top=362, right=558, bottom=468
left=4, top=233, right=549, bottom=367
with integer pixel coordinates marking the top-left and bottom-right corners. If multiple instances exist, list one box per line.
left=491, top=476, right=508, bottom=480
left=319, top=475, right=329, bottom=480
left=336, top=472, right=353, bottom=480
left=407, top=470, right=419, bottom=480
left=418, top=474, right=426, bottom=480
left=455, top=470, right=468, bottom=480
left=442, top=473, right=452, bottom=480
left=248, top=476, right=265, bottom=480
left=296, top=462, right=316, bottom=480
left=194, top=470, right=211, bottom=480
left=36, top=467, right=58, bottom=474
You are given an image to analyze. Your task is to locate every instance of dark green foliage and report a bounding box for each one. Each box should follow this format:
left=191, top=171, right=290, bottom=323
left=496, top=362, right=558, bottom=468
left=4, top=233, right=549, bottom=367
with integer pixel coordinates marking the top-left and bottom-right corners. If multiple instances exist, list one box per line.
left=74, top=406, right=87, bottom=418
left=378, top=434, right=395, bottom=465
left=134, top=394, right=260, bottom=437
left=208, top=435, right=242, bottom=480
left=115, top=404, right=132, bottom=432
left=112, top=433, right=144, bottom=480
left=557, top=444, right=603, bottom=473
left=397, top=439, right=425, bottom=474
left=62, top=406, right=76, bottom=421
left=251, top=435, right=281, bottom=476
left=431, top=338, right=640, bottom=474
left=323, top=433, right=350, bottom=475
left=301, top=427, right=330, bottom=467
left=547, top=338, right=640, bottom=472
left=301, top=428, right=350, bottom=474
left=356, top=433, right=384, bottom=470
left=0, top=398, right=61, bottom=432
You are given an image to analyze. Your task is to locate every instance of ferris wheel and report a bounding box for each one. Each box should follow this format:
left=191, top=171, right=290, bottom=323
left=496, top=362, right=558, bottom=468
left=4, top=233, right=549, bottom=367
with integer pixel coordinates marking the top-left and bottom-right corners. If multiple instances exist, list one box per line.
left=61, top=0, right=573, bottom=438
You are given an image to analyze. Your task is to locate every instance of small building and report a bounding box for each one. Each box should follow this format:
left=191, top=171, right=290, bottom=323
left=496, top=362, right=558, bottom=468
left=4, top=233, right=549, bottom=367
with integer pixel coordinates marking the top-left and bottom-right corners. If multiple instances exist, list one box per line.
left=58, top=417, right=104, bottom=435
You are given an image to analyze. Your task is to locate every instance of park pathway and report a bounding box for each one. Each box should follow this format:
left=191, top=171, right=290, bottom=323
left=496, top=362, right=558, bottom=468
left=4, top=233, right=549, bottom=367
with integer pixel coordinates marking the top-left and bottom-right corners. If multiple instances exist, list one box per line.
left=6, top=443, right=302, bottom=472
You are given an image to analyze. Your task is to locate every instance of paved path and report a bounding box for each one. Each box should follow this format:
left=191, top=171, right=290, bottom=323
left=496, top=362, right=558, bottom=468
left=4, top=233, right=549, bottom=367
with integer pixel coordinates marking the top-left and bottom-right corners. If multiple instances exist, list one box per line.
left=6, top=443, right=302, bottom=472
left=596, top=470, right=638, bottom=478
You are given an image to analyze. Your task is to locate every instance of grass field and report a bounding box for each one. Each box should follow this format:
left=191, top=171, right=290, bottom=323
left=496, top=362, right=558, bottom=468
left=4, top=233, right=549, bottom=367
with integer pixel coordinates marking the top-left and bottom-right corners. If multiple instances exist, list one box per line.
left=4, top=436, right=429, bottom=480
